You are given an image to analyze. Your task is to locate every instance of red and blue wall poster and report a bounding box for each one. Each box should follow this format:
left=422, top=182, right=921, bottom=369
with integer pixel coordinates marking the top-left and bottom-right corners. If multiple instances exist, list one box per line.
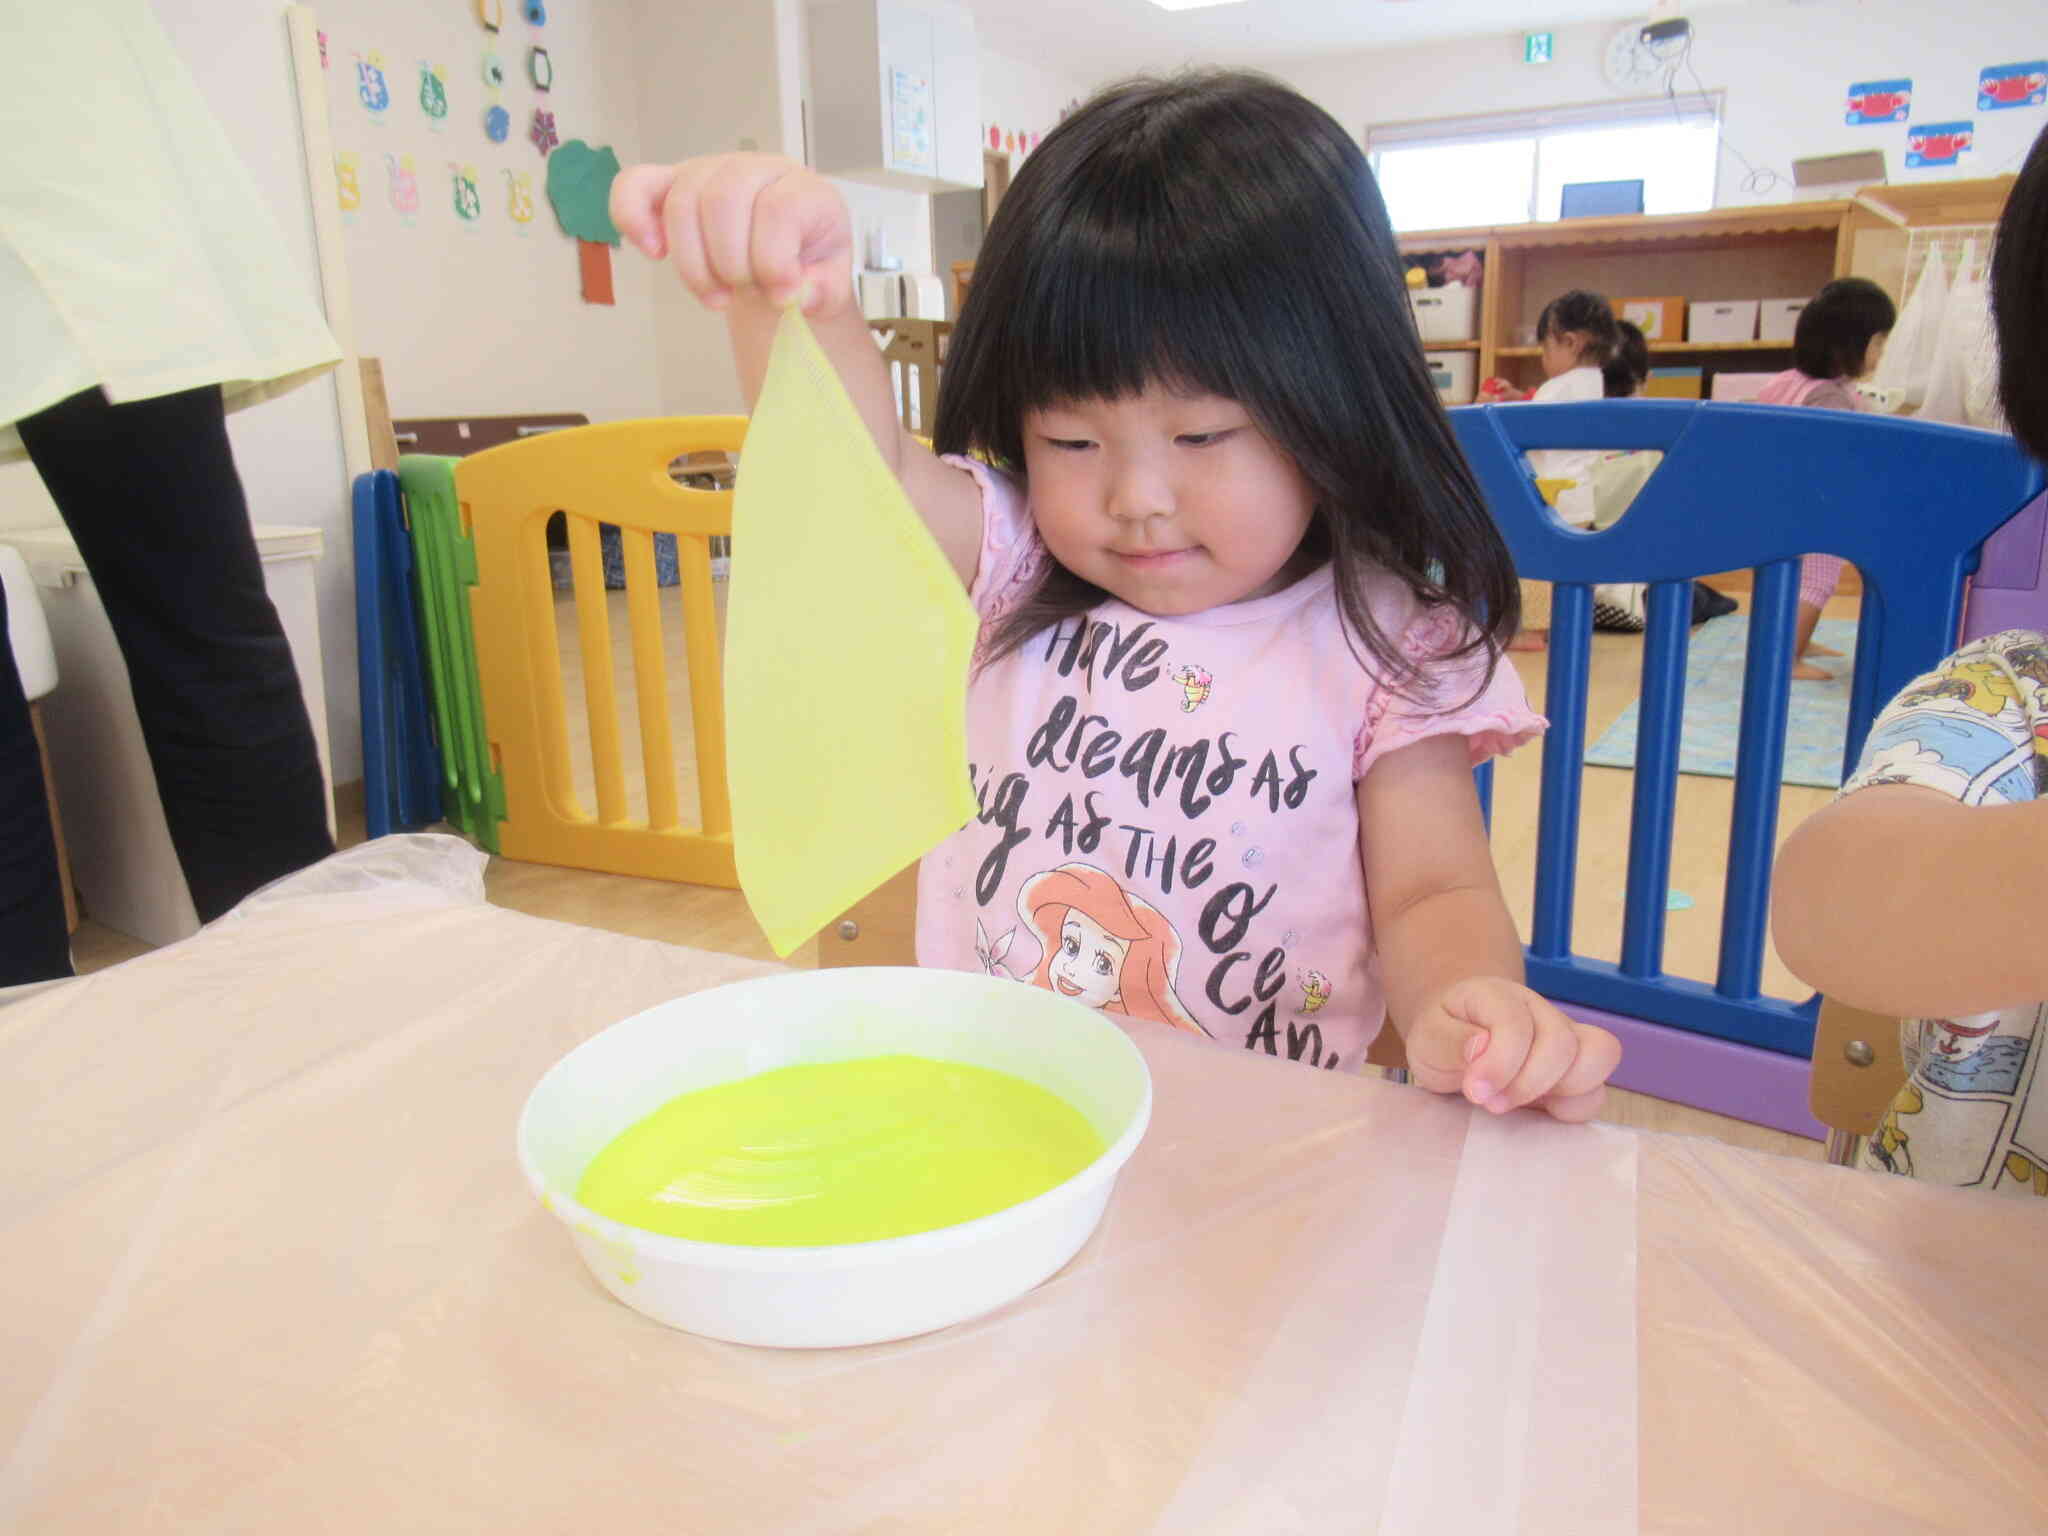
left=1845, top=78, right=1911, bottom=124
left=1906, top=121, right=1975, bottom=167
left=1978, top=62, right=2047, bottom=111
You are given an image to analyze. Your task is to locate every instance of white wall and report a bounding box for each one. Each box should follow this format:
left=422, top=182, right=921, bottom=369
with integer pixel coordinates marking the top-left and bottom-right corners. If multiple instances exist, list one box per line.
left=978, top=43, right=1101, bottom=185
left=629, top=0, right=798, bottom=415
left=1276, top=0, right=2045, bottom=208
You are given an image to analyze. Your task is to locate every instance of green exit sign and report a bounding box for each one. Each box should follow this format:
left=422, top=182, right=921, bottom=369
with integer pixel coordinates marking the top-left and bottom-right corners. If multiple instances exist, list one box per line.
left=1524, top=32, right=1554, bottom=65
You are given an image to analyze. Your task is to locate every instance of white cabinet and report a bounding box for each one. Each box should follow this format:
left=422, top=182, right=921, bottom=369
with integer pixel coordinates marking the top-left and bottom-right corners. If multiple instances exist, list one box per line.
left=808, top=0, right=980, bottom=192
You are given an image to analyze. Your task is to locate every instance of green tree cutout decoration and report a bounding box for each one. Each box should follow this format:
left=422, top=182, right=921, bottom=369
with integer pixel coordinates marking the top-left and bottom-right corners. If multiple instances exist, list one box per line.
left=546, top=140, right=622, bottom=304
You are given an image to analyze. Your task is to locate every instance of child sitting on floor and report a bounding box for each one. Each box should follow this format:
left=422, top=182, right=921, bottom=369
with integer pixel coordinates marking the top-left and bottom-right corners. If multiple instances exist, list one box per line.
left=1754, top=278, right=1897, bottom=679
left=1512, top=291, right=1624, bottom=650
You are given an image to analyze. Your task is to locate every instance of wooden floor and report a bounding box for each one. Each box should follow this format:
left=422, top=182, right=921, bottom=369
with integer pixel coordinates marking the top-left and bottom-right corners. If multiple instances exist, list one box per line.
left=72, top=582, right=1863, bottom=1163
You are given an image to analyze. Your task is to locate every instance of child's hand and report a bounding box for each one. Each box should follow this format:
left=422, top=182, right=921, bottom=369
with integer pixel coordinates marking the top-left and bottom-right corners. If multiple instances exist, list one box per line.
left=1403, top=977, right=1620, bottom=1122
left=610, top=154, right=854, bottom=318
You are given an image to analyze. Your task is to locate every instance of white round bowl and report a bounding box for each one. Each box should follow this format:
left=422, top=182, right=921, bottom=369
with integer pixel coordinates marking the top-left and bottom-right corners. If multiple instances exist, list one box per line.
left=517, top=966, right=1152, bottom=1348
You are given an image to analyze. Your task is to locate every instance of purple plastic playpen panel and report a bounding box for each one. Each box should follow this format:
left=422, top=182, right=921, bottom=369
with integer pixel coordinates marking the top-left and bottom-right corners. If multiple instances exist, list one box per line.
left=1558, top=1002, right=1828, bottom=1141
left=1962, top=490, right=2048, bottom=641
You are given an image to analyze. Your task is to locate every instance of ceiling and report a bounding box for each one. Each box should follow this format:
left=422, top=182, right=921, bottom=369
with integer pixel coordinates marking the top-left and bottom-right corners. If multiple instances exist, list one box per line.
left=959, top=0, right=1757, bottom=82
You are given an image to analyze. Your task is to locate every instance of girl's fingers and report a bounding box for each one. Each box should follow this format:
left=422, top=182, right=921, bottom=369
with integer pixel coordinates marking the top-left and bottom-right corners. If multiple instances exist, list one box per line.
left=1397, top=1013, right=1482, bottom=1096
left=1536, top=1083, right=1609, bottom=1124
left=1453, top=990, right=1535, bottom=1108
left=610, top=163, right=678, bottom=259
left=1479, top=1001, right=1580, bottom=1113
left=752, top=171, right=836, bottom=310
left=659, top=159, right=734, bottom=307
left=1542, top=1024, right=1622, bottom=1104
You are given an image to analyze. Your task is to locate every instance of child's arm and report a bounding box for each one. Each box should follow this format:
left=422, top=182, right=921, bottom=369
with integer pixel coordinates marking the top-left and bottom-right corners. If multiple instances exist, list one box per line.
left=610, top=155, right=983, bottom=583
left=1359, top=734, right=1620, bottom=1120
left=1773, top=787, right=2048, bottom=1018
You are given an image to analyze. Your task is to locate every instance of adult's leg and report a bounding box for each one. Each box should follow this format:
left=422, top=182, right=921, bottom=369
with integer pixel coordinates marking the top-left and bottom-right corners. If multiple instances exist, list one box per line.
left=16, top=387, right=333, bottom=922
left=0, top=578, right=72, bottom=983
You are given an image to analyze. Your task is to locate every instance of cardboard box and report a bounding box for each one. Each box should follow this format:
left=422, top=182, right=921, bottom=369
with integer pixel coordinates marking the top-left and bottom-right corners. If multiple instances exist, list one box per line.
left=1643, top=366, right=1704, bottom=400
left=1758, top=298, right=1808, bottom=342
left=1409, top=283, right=1477, bottom=343
left=1688, top=300, right=1759, bottom=344
left=1618, top=296, right=1685, bottom=342
left=1423, top=349, right=1476, bottom=405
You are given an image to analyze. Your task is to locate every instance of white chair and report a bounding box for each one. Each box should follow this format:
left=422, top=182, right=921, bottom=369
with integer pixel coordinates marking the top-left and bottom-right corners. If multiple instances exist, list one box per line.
left=1, top=544, right=75, bottom=931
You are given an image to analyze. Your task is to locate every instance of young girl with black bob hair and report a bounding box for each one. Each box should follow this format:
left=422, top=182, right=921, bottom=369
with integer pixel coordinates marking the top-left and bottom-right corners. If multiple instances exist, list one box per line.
left=1756, top=277, right=1898, bottom=677
left=1788, top=276, right=1897, bottom=385
left=613, top=70, right=1619, bottom=1118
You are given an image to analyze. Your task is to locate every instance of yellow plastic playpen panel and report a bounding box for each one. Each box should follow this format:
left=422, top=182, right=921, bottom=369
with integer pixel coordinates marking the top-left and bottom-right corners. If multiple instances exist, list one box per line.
left=454, top=417, right=745, bottom=887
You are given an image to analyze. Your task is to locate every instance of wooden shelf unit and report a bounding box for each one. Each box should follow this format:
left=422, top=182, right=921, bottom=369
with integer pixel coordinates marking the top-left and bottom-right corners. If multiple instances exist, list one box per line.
left=1399, top=178, right=2014, bottom=392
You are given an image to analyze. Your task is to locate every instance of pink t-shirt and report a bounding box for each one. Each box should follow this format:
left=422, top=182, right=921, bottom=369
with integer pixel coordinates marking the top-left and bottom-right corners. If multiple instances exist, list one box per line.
left=1753, top=369, right=1868, bottom=413
left=915, top=459, right=1545, bottom=1073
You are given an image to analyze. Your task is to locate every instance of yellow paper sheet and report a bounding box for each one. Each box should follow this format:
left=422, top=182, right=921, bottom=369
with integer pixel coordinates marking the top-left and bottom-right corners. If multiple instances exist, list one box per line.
left=725, top=307, right=979, bottom=956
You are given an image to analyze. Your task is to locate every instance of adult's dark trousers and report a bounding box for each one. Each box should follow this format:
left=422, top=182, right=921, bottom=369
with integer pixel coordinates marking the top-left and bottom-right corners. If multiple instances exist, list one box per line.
left=0, top=385, right=333, bottom=985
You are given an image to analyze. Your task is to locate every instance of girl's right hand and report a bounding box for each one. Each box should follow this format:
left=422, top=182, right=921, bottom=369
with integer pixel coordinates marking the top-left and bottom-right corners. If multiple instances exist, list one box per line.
left=609, top=154, right=854, bottom=319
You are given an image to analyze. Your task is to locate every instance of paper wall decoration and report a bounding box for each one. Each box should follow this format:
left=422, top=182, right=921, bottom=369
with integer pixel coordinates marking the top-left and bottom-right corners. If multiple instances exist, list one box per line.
left=525, top=1, right=548, bottom=24
left=356, top=53, right=391, bottom=118
left=1906, top=121, right=1974, bottom=167
left=530, top=108, right=558, bottom=155
left=335, top=151, right=361, bottom=216
left=578, top=240, right=615, bottom=304
left=451, top=164, right=482, bottom=222
left=485, top=104, right=511, bottom=143
left=544, top=139, right=621, bottom=243
left=385, top=152, right=420, bottom=221
left=1978, top=62, right=2047, bottom=111
left=419, top=63, right=448, bottom=127
left=548, top=140, right=622, bottom=305
left=529, top=46, right=553, bottom=91
left=1844, top=79, right=1911, bottom=125
left=505, top=169, right=536, bottom=228
left=476, top=0, right=503, bottom=31
left=482, top=51, right=504, bottom=88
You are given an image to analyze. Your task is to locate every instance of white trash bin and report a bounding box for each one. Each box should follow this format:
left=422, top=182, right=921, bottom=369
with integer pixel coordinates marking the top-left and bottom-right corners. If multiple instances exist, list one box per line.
left=0, top=524, right=334, bottom=946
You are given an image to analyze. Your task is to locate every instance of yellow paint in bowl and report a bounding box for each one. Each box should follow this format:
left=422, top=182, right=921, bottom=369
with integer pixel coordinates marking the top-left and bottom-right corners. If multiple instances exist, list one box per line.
left=575, top=1054, right=1106, bottom=1246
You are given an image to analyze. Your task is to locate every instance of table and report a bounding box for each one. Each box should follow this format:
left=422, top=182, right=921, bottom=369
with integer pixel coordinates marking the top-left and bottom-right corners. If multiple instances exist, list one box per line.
left=4, top=838, right=2043, bottom=1532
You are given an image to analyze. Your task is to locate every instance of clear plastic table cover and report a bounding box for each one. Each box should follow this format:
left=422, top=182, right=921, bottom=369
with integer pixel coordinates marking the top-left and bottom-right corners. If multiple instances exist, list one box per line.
left=2, top=835, right=2042, bottom=1532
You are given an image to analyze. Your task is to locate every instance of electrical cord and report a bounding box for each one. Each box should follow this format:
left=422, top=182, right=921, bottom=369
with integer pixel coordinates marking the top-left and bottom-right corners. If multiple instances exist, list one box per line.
left=1665, top=33, right=1783, bottom=196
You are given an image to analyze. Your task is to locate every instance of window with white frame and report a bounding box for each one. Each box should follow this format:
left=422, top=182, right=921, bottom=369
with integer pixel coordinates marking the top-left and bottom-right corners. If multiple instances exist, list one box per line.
left=1367, top=95, right=1721, bottom=232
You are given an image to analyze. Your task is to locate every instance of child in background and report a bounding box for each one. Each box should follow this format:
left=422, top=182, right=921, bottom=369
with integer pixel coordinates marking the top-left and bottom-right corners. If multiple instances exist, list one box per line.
left=1753, top=278, right=1897, bottom=679
left=615, top=71, right=1619, bottom=1119
left=1772, top=124, right=2048, bottom=1196
left=1512, top=290, right=1623, bottom=649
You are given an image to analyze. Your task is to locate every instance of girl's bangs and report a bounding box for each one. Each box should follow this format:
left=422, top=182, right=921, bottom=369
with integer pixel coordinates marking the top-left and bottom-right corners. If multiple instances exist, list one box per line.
left=996, top=223, right=1248, bottom=413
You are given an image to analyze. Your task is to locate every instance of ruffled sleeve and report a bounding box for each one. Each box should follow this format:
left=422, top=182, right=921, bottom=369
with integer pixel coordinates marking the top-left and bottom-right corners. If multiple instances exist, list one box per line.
left=941, top=454, right=1048, bottom=621
left=1352, top=603, right=1546, bottom=781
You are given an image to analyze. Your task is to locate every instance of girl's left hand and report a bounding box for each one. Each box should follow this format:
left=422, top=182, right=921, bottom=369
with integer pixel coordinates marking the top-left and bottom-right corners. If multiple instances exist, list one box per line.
left=1404, top=977, right=1620, bottom=1122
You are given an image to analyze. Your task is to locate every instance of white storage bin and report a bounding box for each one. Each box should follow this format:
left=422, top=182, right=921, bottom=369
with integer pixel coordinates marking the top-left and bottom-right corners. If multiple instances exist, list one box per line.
left=1688, top=300, right=1759, bottom=344
left=1409, top=284, right=1477, bottom=343
left=1424, top=349, right=1476, bottom=405
left=1758, top=298, right=1807, bottom=342
left=2, top=523, right=334, bottom=946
